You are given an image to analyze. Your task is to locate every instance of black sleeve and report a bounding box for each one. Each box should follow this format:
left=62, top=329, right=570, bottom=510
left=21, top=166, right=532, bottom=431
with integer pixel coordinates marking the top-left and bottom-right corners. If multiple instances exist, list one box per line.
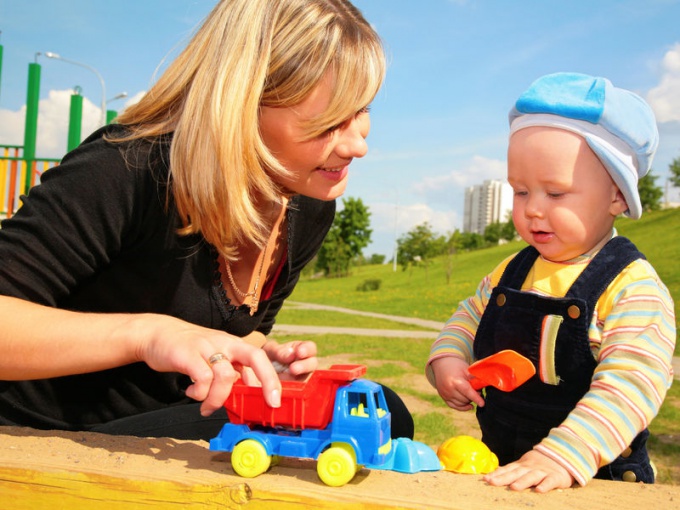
left=0, top=129, right=166, bottom=306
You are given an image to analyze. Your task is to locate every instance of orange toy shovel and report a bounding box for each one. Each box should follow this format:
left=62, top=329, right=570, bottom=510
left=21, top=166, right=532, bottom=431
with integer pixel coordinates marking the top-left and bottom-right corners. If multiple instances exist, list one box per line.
left=468, top=350, right=535, bottom=391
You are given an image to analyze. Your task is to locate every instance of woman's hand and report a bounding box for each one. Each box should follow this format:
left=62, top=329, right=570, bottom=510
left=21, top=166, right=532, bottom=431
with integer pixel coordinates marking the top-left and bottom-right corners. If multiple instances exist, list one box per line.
left=483, top=450, right=575, bottom=492
left=431, top=356, right=486, bottom=411
left=134, top=315, right=282, bottom=417
left=264, top=340, right=318, bottom=380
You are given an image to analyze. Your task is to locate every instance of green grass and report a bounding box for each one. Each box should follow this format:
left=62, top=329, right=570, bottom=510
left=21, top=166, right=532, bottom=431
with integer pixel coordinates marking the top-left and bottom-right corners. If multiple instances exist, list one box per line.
left=274, top=333, right=680, bottom=485
left=275, top=308, right=433, bottom=331
left=291, top=240, right=523, bottom=323
left=273, top=209, right=680, bottom=484
left=648, top=382, right=680, bottom=484
left=276, top=333, right=433, bottom=367
left=289, top=208, right=680, bottom=351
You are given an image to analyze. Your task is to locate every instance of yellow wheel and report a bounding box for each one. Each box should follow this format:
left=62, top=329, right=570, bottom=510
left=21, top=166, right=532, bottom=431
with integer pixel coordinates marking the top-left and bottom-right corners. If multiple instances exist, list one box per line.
left=231, top=439, right=271, bottom=478
left=317, top=443, right=358, bottom=487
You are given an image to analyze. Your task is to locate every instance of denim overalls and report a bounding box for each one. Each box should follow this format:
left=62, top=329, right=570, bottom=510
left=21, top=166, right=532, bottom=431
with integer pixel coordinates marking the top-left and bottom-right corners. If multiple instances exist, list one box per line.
left=473, top=236, right=654, bottom=483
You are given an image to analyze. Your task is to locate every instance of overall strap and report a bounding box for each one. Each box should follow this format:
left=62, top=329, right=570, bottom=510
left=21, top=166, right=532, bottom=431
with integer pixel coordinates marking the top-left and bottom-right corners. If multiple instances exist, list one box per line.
left=497, top=245, right=540, bottom=289
left=566, top=236, right=645, bottom=304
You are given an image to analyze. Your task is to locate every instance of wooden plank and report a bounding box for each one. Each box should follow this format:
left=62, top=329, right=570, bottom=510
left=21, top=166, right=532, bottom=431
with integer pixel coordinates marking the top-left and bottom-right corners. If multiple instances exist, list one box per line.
left=0, top=426, right=678, bottom=510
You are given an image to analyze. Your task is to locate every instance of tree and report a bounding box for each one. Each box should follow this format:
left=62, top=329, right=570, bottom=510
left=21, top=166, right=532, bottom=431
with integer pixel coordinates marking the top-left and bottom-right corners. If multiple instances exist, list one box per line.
left=483, top=222, right=504, bottom=245
left=500, top=213, right=517, bottom=242
left=456, top=231, right=485, bottom=251
left=315, top=226, right=352, bottom=277
left=368, top=254, right=386, bottom=265
left=316, top=197, right=372, bottom=277
left=638, top=171, right=663, bottom=213
left=396, top=222, right=445, bottom=272
left=669, top=156, right=680, bottom=188
left=445, top=229, right=462, bottom=285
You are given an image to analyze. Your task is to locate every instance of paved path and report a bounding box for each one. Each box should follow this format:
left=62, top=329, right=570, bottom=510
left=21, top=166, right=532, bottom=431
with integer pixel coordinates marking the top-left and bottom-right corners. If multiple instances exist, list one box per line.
left=282, top=301, right=443, bottom=330
left=275, top=301, right=680, bottom=380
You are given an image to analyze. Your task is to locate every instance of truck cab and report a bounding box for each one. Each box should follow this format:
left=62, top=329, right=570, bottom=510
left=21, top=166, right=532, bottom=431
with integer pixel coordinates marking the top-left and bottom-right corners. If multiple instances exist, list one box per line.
left=331, top=379, right=391, bottom=466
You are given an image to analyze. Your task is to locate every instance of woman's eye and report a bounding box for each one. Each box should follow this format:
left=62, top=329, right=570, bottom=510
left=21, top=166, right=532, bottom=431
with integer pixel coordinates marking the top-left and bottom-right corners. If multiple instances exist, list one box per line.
left=322, top=107, right=371, bottom=136
left=324, top=123, right=342, bottom=135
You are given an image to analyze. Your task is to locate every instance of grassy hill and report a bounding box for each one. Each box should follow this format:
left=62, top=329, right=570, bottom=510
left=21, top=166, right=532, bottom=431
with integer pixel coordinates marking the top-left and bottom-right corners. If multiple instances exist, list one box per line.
left=279, top=208, right=680, bottom=484
left=288, top=208, right=680, bottom=338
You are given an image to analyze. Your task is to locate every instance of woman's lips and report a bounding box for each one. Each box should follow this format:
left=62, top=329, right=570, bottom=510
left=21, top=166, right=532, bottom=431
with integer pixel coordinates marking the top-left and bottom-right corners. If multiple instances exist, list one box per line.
left=317, top=165, right=349, bottom=181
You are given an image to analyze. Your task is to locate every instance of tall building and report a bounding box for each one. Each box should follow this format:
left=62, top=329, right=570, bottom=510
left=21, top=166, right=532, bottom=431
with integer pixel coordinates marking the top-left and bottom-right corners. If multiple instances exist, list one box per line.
left=463, top=179, right=513, bottom=234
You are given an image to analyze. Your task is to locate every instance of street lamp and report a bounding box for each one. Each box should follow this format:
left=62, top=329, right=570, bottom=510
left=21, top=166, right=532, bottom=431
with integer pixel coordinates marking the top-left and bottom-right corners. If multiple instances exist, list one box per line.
left=107, top=92, right=128, bottom=104
left=43, top=51, right=106, bottom=127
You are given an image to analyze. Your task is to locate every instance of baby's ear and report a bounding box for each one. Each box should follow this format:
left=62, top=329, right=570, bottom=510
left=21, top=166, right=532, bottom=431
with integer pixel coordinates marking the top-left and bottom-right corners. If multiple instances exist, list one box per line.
left=610, top=189, right=629, bottom=216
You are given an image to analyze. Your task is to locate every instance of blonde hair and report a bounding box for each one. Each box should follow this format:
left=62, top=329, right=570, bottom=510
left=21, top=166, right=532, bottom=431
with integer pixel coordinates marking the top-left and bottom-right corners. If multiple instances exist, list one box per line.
left=110, top=0, right=385, bottom=261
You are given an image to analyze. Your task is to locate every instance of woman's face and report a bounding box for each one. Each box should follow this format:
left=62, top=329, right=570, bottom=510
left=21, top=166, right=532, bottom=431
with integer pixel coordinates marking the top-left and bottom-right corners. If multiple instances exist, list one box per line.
left=259, top=74, right=371, bottom=201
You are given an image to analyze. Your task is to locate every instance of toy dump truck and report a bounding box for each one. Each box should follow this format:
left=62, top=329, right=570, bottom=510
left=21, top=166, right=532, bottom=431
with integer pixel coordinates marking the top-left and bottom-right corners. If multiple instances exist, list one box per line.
left=210, top=364, right=440, bottom=486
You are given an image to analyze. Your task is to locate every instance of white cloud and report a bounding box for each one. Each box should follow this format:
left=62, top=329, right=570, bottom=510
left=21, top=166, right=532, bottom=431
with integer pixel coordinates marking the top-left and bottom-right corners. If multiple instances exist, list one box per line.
left=413, top=155, right=506, bottom=205
left=369, top=200, right=458, bottom=235
left=123, top=91, right=146, bottom=109
left=647, top=43, right=680, bottom=124
left=0, top=108, right=25, bottom=147
left=0, top=88, right=147, bottom=160
left=0, top=88, right=101, bottom=159
left=364, top=200, right=460, bottom=258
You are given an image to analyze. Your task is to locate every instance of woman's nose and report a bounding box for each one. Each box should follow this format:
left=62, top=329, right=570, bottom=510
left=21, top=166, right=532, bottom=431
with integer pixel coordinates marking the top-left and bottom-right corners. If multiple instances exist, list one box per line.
left=336, top=116, right=369, bottom=159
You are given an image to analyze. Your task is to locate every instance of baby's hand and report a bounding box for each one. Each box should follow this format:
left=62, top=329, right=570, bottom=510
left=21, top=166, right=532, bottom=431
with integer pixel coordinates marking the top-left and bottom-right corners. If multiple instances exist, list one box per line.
left=483, top=450, right=574, bottom=492
left=431, top=356, right=485, bottom=411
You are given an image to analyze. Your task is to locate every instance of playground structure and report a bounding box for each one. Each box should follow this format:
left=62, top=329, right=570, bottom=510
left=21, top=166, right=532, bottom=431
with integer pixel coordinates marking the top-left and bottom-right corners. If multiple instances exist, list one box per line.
left=0, top=42, right=117, bottom=218
left=0, top=54, right=60, bottom=218
left=0, top=144, right=57, bottom=219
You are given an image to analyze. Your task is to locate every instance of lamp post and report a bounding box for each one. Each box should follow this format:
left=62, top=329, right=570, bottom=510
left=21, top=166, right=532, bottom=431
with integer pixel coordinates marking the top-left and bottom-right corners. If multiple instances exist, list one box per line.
left=43, top=52, right=106, bottom=127
left=107, top=91, right=128, bottom=104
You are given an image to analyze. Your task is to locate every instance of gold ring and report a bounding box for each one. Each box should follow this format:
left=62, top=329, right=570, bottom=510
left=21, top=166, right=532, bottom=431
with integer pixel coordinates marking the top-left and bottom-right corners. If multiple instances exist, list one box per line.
left=208, top=352, right=228, bottom=366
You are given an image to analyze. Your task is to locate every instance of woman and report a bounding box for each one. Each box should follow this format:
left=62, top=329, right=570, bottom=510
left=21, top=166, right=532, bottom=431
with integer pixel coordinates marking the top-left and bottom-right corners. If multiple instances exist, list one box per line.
left=0, top=0, right=414, bottom=440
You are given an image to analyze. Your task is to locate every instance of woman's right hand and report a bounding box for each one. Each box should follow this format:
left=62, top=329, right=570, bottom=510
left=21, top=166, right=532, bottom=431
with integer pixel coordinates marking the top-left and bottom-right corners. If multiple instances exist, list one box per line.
left=0, top=296, right=282, bottom=417
left=431, top=356, right=486, bottom=411
left=133, top=314, right=282, bottom=416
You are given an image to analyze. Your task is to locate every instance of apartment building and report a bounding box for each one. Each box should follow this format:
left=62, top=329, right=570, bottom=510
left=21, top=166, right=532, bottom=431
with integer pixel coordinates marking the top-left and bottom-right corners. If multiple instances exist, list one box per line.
left=463, top=179, right=513, bottom=234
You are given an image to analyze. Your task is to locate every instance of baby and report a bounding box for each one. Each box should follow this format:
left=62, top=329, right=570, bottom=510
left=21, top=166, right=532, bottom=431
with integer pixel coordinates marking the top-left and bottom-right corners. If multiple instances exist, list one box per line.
left=427, top=72, right=676, bottom=492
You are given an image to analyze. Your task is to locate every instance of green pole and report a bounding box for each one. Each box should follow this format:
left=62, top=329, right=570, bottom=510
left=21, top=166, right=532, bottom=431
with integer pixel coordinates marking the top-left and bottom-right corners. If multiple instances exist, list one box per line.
left=106, top=109, right=118, bottom=124
left=67, top=90, right=83, bottom=152
left=23, top=62, right=41, bottom=190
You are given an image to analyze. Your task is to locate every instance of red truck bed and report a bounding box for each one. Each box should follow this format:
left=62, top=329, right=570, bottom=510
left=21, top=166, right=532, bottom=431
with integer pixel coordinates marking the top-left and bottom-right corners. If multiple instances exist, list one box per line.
left=224, top=364, right=366, bottom=429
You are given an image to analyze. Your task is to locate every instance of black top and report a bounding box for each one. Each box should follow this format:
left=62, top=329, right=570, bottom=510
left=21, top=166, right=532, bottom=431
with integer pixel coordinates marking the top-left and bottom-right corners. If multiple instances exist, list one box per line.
left=0, top=126, right=335, bottom=430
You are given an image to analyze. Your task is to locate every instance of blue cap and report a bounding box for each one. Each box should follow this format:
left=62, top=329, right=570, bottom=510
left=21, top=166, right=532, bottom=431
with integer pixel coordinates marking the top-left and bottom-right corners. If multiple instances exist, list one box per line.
left=509, top=72, right=659, bottom=219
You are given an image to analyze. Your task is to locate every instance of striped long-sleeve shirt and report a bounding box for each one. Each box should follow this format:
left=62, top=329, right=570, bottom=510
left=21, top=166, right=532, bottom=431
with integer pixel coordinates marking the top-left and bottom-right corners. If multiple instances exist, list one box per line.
left=426, top=243, right=676, bottom=486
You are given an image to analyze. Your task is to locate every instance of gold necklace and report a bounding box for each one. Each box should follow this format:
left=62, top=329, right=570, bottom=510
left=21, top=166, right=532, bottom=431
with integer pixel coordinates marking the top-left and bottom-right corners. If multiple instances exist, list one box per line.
left=224, top=247, right=267, bottom=317
left=224, top=201, right=287, bottom=316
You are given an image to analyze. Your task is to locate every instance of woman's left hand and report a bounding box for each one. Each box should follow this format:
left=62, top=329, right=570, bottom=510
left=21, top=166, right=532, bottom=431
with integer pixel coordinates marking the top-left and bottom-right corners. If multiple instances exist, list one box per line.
left=264, top=340, right=318, bottom=380
left=239, top=334, right=318, bottom=384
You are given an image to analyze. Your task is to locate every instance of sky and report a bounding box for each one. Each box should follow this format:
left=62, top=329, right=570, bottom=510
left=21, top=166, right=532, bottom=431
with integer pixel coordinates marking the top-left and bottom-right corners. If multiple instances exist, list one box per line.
left=1, top=0, right=680, bottom=258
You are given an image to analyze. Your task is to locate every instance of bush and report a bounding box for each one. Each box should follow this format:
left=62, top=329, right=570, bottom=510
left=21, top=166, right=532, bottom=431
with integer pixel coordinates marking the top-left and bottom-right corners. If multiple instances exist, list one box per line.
left=356, top=279, right=381, bottom=292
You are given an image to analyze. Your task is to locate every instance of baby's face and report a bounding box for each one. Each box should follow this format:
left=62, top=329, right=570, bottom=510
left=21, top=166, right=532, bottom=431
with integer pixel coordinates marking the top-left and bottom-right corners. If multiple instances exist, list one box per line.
left=507, top=126, right=628, bottom=262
